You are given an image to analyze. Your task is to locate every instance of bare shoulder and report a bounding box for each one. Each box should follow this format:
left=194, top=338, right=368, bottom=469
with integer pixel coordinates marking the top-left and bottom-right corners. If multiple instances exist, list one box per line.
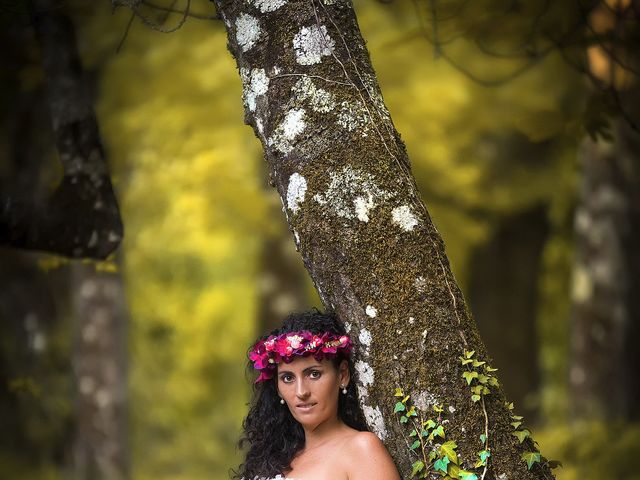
left=343, top=431, right=400, bottom=480
left=344, top=431, right=386, bottom=453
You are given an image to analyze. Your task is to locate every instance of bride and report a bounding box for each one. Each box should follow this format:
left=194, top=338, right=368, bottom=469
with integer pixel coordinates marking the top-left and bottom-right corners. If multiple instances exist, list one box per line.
left=232, top=310, right=400, bottom=480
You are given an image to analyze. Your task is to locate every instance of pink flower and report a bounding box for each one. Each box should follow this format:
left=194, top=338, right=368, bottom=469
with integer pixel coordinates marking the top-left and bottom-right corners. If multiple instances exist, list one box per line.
left=287, top=335, right=303, bottom=349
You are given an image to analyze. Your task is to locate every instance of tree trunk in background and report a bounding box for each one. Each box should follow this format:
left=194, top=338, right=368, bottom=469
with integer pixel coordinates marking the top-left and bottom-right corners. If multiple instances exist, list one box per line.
left=468, top=206, right=549, bottom=423
left=71, top=262, right=129, bottom=480
left=0, top=0, right=123, bottom=259
left=570, top=117, right=640, bottom=421
left=257, top=218, right=310, bottom=334
left=0, top=250, right=70, bottom=470
left=213, top=0, right=553, bottom=477
left=569, top=0, right=640, bottom=422
left=257, top=165, right=311, bottom=334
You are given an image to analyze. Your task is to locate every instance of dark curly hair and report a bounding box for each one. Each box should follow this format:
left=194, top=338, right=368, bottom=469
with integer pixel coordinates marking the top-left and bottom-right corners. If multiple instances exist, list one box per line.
left=231, top=309, right=368, bottom=479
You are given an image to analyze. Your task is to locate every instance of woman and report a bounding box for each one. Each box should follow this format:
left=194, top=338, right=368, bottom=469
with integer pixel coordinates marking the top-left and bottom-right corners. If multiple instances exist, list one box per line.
left=233, top=310, right=400, bottom=480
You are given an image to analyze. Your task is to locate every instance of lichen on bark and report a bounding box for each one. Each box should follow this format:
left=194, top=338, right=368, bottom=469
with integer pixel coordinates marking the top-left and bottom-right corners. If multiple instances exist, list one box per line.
left=213, top=0, right=554, bottom=478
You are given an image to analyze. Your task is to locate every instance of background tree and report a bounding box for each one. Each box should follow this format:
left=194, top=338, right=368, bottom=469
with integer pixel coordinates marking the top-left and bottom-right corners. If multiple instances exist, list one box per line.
left=0, top=0, right=123, bottom=259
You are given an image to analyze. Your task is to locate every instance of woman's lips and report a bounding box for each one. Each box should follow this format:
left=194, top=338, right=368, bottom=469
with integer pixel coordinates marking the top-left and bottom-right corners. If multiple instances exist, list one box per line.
left=296, top=402, right=317, bottom=411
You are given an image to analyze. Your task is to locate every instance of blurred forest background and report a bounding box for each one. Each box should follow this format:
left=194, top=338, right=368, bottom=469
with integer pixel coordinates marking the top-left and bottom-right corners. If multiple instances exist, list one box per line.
left=0, top=0, right=639, bottom=479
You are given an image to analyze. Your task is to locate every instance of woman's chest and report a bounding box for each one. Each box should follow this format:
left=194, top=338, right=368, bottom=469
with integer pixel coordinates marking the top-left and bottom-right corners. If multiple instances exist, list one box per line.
left=286, top=445, right=350, bottom=480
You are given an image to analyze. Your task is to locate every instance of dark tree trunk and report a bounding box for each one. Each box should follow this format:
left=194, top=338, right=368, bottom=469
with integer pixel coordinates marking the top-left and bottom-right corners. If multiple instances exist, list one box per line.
left=468, top=206, right=549, bottom=423
left=569, top=117, right=640, bottom=421
left=71, top=261, right=129, bottom=480
left=0, top=0, right=123, bottom=259
left=212, top=0, right=554, bottom=478
left=0, top=250, right=71, bottom=470
left=258, top=231, right=310, bottom=334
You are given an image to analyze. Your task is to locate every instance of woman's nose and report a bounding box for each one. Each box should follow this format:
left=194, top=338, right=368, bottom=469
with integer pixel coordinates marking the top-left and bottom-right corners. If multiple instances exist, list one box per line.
left=295, top=378, right=310, bottom=398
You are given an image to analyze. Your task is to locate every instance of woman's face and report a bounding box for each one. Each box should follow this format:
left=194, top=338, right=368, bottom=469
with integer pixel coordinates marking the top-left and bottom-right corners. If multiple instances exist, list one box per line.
left=276, top=355, right=349, bottom=430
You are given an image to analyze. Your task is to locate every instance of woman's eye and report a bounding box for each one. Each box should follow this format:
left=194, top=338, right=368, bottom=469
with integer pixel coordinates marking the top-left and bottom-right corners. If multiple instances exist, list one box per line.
left=281, top=375, right=294, bottom=383
left=309, top=370, right=321, bottom=379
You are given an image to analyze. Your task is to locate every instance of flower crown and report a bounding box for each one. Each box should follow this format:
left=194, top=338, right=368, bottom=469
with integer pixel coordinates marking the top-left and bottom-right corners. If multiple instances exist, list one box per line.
left=248, top=330, right=352, bottom=383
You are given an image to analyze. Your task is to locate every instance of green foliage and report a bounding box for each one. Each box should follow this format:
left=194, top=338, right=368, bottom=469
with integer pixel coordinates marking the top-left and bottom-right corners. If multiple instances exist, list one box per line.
left=459, top=349, right=499, bottom=403
left=536, top=421, right=640, bottom=480
left=521, top=451, right=541, bottom=470
left=393, top=388, right=485, bottom=480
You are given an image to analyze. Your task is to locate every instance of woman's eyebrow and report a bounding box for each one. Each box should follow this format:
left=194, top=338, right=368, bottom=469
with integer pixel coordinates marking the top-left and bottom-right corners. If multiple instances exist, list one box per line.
left=278, top=365, right=323, bottom=375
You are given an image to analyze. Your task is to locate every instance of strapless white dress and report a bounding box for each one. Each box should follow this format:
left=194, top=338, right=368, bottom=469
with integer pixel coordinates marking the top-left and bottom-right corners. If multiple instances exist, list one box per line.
left=244, top=476, right=298, bottom=480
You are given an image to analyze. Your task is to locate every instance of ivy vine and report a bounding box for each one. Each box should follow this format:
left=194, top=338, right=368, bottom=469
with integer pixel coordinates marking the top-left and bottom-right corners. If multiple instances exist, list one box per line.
left=393, top=348, right=559, bottom=478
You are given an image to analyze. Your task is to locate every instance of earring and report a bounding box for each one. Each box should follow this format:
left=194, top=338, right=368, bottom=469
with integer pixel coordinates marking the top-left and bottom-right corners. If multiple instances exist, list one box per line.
left=280, top=398, right=285, bottom=404
left=340, top=384, right=347, bottom=395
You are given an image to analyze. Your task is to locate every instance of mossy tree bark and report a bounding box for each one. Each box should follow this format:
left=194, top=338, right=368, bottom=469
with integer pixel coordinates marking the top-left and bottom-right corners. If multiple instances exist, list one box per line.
left=213, top=0, right=553, bottom=478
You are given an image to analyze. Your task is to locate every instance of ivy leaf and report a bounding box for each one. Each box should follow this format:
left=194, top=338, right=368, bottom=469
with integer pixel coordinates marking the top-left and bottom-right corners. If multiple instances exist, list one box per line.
left=482, top=386, right=490, bottom=395
left=400, top=415, right=408, bottom=423
left=394, top=402, right=406, bottom=413
left=511, top=421, right=522, bottom=429
left=477, top=374, right=489, bottom=384
left=432, top=425, right=445, bottom=439
left=411, top=460, right=425, bottom=477
left=394, top=388, right=404, bottom=397
left=485, top=366, right=498, bottom=372
left=402, top=395, right=410, bottom=404
left=472, top=359, right=486, bottom=367
left=476, top=449, right=491, bottom=466
left=522, top=451, right=541, bottom=470
left=410, top=440, right=421, bottom=450
left=488, top=377, right=499, bottom=387
left=407, top=406, right=417, bottom=417
left=459, top=470, right=478, bottom=480
left=512, top=429, right=531, bottom=443
left=409, top=429, right=417, bottom=437
left=506, top=402, right=514, bottom=410
left=428, top=450, right=437, bottom=462
left=479, top=433, right=486, bottom=444
left=424, top=419, right=436, bottom=429
left=464, top=350, right=475, bottom=359
left=433, top=456, right=450, bottom=473
left=463, top=371, right=479, bottom=385
left=471, top=394, right=481, bottom=403
left=421, top=429, right=429, bottom=437
left=433, top=404, right=444, bottom=413
left=459, top=356, right=473, bottom=365
left=511, top=415, right=523, bottom=421
left=440, top=440, right=458, bottom=464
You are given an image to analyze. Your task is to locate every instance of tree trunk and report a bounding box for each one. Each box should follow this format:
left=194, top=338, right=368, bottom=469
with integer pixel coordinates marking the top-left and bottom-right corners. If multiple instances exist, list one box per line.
left=71, top=262, right=129, bottom=480
left=258, top=228, right=311, bottom=334
left=212, top=0, right=553, bottom=478
left=569, top=0, right=640, bottom=422
left=468, top=206, right=549, bottom=423
left=0, top=0, right=123, bottom=259
left=569, top=117, right=640, bottom=421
